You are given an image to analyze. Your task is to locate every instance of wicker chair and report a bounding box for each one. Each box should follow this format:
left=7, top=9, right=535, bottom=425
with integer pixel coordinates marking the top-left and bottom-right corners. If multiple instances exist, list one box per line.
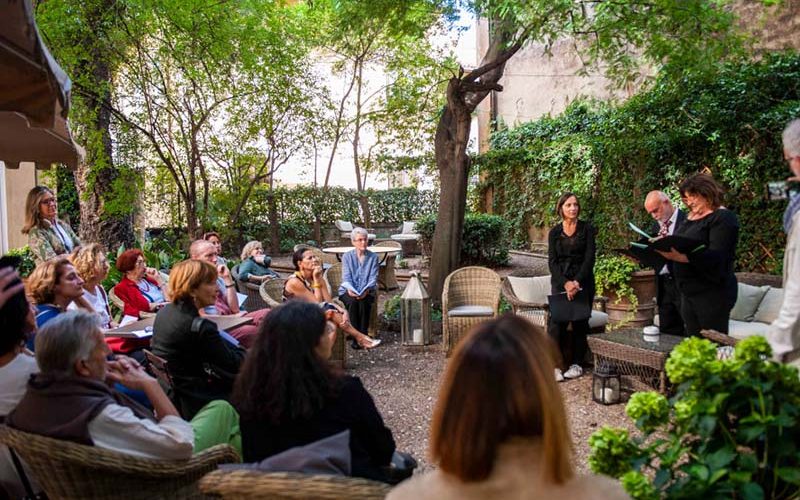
left=390, top=221, right=421, bottom=255
left=501, top=269, right=608, bottom=333
left=325, top=263, right=378, bottom=338
left=231, top=264, right=269, bottom=311
left=375, top=240, right=401, bottom=291
left=701, top=329, right=800, bottom=364
left=442, top=267, right=501, bottom=357
left=261, top=278, right=346, bottom=368
left=0, top=425, right=239, bottom=500
left=199, top=469, right=392, bottom=500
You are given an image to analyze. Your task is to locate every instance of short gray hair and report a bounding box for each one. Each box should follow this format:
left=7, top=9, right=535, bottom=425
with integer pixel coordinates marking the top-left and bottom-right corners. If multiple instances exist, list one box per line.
left=350, top=227, right=369, bottom=241
left=35, top=311, right=102, bottom=375
left=783, top=119, right=800, bottom=157
left=240, top=240, right=263, bottom=261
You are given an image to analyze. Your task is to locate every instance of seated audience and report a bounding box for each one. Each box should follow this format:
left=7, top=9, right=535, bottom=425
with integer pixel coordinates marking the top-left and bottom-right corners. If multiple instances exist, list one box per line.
left=284, top=246, right=379, bottom=350
left=388, top=315, right=626, bottom=499
left=27, top=256, right=85, bottom=341
left=238, top=240, right=279, bottom=283
left=113, top=249, right=169, bottom=321
left=0, top=266, right=40, bottom=498
left=233, top=301, right=395, bottom=482
left=6, top=311, right=241, bottom=459
left=22, top=186, right=81, bottom=265
left=203, top=231, right=227, bottom=266
left=190, top=239, right=268, bottom=348
left=152, top=259, right=246, bottom=419
left=69, top=244, right=150, bottom=358
left=338, top=228, right=378, bottom=339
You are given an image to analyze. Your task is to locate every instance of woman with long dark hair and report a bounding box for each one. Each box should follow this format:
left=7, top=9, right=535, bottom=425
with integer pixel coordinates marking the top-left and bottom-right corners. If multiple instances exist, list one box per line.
left=232, top=301, right=395, bottom=481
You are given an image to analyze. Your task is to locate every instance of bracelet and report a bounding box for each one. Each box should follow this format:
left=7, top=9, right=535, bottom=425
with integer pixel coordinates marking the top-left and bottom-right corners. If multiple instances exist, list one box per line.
left=225, top=283, right=235, bottom=288
left=312, top=284, right=322, bottom=289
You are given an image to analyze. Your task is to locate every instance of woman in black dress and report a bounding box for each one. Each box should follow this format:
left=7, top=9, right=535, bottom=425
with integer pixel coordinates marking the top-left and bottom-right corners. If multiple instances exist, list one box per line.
left=657, top=173, right=739, bottom=336
left=548, top=193, right=596, bottom=382
left=232, top=301, right=396, bottom=482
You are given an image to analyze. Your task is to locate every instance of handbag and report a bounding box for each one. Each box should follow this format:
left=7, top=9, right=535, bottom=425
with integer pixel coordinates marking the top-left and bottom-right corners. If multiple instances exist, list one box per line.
left=547, top=290, right=591, bottom=323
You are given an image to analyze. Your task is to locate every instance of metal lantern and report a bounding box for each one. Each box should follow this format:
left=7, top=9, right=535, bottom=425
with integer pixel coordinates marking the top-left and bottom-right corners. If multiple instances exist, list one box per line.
left=400, top=271, right=431, bottom=345
left=592, top=360, right=621, bottom=405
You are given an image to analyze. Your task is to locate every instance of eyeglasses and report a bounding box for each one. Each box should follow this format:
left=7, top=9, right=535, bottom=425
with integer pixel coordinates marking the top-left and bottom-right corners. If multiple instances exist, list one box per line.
left=135, top=259, right=146, bottom=266
left=40, top=198, right=57, bottom=205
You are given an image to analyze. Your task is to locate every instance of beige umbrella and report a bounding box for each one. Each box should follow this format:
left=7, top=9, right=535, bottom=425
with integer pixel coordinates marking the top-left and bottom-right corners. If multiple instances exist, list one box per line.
left=0, top=0, right=83, bottom=170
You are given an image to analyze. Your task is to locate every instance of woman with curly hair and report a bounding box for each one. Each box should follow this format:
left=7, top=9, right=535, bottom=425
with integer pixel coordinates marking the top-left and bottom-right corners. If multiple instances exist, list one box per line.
left=232, top=301, right=395, bottom=481
left=26, top=257, right=85, bottom=347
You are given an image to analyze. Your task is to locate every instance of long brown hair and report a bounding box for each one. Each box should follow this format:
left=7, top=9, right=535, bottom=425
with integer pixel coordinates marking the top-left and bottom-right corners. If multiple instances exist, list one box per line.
left=21, top=186, right=55, bottom=234
left=430, top=314, right=573, bottom=484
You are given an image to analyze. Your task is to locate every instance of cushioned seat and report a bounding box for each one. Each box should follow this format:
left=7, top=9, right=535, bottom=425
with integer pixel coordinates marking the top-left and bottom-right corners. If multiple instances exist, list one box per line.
left=448, top=305, right=495, bottom=317
left=390, top=234, right=419, bottom=241
left=729, top=320, right=770, bottom=340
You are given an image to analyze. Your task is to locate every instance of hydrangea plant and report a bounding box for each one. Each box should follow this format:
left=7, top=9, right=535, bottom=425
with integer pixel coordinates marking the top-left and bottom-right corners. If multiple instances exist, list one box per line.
left=589, top=336, right=800, bottom=499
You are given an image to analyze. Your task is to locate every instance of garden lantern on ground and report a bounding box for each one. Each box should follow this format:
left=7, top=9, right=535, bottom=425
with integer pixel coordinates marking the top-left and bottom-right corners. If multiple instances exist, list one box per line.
left=401, top=271, right=431, bottom=345
left=592, top=360, right=621, bottom=405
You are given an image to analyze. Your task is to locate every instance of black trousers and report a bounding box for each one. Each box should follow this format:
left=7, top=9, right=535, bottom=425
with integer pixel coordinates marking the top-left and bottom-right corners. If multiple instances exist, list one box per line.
left=681, top=291, right=732, bottom=337
left=657, top=273, right=685, bottom=336
left=549, top=319, right=589, bottom=368
left=339, top=291, right=375, bottom=336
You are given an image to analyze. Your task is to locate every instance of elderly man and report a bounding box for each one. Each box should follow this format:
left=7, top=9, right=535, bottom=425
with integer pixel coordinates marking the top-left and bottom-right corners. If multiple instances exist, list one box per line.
left=644, top=190, right=686, bottom=336
left=6, top=311, right=240, bottom=458
left=189, top=239, right=268, bottom=348
left=767, top=119, right=800, bottom=364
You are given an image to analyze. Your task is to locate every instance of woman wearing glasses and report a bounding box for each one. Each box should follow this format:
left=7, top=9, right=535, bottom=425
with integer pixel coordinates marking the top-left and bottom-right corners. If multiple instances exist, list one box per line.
left=113, top=249, right=169, bottom=322
left=22, top=186, right=82, bottom=264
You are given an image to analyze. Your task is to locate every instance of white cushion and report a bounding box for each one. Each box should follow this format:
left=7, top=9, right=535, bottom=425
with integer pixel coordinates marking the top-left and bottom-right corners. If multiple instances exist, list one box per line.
left=391, top=234, right=419, bottom=241
left=730, top=283, right=769, bottom=321
left=729, top=320, right=770, bottom=340
left=336, top=220, right=353, bottom=232
left=753, top=287, right=784, bottom=324
left=589, top=310, right=608, bottom=329
left=402, top=221, right=416, bottom=234
left=448, top=305, right=494, bottom=317
left=507, top=276, right=550, bottom=304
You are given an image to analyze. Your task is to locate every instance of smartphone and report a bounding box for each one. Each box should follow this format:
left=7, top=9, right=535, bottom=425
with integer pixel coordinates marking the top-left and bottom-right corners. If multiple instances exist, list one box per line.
left=0, top=255, right=22, bottom=270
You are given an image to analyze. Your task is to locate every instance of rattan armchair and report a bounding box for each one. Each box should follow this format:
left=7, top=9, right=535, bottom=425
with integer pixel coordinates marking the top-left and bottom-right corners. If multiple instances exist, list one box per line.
left=375, top=240, right=401, bottom=291
left=0, top=425, right=239, bottom=500
left=199, top=469, right=392, bottom=499
left=108, top=287, right=155, bottom=319
left=701, top=329, right=800, bottom=364
left=442, top=266, right=501, bottom=357
left=325, top=263, right=378, bottom=338
left=231, top=264, right=269, bottom=311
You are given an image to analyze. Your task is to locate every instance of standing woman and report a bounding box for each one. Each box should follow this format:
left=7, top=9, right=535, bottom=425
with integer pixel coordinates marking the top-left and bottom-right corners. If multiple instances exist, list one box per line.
left=657, top=173, right=739, bottom=337
left=22, top=186, right=81, bottom=265
left=548, top=193, right=596, bottom=382
left=338, top=228, right=379, bottom=340
left=113, top=249, right=169, bottom=321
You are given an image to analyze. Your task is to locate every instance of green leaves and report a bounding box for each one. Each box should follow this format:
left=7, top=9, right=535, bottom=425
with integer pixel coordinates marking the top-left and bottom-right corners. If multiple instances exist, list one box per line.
left=626, top=392, right=670, bottom=433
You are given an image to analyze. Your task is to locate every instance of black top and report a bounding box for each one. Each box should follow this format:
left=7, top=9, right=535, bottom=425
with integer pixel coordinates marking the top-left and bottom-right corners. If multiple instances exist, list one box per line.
left=672, top=208, right=739, bottom=304
left=151, top=300, right=246, bottom=418
left=240, top=375, right=395, bottom=482
left=548, top=220, right=596, bottom=299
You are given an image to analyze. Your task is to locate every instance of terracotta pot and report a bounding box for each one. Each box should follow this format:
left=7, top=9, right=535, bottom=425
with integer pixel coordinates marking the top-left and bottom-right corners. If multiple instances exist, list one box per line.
left=604, top=270, right=657, bottom=328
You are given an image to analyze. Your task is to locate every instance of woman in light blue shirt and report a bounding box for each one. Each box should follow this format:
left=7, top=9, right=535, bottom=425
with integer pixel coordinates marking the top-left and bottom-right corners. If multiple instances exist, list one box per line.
left=339, top=228, right=379, bottom=342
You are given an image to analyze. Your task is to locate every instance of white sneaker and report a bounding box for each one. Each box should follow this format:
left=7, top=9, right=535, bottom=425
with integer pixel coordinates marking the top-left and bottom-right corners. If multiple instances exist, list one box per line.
left=564, top=364, right=583, bottom=379
left=555, top=368, right=565, bottom=382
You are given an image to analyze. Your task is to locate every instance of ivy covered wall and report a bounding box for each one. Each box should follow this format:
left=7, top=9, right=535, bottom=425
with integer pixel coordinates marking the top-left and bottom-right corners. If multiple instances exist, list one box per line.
left=475, top=54, right=800, bottom=274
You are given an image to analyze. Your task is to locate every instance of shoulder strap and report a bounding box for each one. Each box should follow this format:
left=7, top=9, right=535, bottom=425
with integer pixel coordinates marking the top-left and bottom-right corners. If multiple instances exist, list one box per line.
left=191, top=316, right=206, bottom=334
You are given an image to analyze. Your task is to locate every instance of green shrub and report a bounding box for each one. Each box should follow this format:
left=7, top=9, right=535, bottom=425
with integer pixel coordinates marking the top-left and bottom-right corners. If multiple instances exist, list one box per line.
left=589, top=336, right=800, bottom=499
left=594, top=254, right=639, bottom=307
left=383, top=294, right=402, bottom=321
left=278, top=219, right=313, bottom=253
left=5, top=246, right=36, bottom=278
left=417, top=213, right=510, bottom=267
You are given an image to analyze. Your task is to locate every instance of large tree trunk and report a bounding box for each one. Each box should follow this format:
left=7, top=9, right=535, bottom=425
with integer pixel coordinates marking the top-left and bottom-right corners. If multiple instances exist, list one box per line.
left=267, top=185, right=280, bottom=255
left=75, top=46, right=135, bottom=249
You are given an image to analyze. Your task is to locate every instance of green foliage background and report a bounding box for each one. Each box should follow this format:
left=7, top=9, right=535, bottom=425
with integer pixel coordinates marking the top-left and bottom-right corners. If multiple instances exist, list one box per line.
left=474, top=53, right=800, bottom=274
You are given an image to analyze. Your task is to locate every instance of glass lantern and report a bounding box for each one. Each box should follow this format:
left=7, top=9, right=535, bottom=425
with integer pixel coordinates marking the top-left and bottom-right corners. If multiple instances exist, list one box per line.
left=592, top=360, right=621, bottom=405
left=401, top=271, right=431, bottom=346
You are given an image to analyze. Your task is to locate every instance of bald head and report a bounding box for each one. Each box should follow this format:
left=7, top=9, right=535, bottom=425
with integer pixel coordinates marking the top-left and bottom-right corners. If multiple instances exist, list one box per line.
left=644, top=191, right=674, bottom=223
left=190, top=239, right=218, bottom=264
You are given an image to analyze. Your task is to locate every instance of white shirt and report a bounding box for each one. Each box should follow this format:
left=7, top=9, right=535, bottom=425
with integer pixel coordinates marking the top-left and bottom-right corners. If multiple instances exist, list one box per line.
left=659, top=207, right=680, bottom=275
left=0, top=353, right=39, bottom=498
left=88, top=404, right=194, bottom=460
left=68, top=285, right=112, bottom=328
left=768, top=210, right=800, bottom=364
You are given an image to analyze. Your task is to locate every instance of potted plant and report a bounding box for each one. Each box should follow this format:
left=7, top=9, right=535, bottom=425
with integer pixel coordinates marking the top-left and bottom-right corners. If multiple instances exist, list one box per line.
left=594, top=254, right=656, bottom=327
left=588, top=336, right=800, bottom=499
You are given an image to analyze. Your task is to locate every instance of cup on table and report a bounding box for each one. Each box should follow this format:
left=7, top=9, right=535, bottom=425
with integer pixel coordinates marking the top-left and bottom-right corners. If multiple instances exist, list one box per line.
left=643, top=325, right=660, bottom=343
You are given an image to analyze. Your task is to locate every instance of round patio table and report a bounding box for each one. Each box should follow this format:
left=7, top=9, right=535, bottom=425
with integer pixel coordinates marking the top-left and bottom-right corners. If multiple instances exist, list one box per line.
left=322, top=246, right=400, bottom=263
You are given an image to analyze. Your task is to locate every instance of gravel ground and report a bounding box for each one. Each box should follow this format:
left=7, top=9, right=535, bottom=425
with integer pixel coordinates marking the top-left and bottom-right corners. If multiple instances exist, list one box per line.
left=347, top=315, right=636, bottom=475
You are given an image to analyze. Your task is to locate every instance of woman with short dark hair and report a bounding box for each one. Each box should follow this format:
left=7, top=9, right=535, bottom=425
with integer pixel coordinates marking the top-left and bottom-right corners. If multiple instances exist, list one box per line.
left=388, top=315, right=626, bottom=499
left=113, top=249, right=168, bottom=320
left=547, top=192, right=596, bottom=382
left=657, top=173, right=739, bottom=336
left=233, top=301, right=395, bottom=481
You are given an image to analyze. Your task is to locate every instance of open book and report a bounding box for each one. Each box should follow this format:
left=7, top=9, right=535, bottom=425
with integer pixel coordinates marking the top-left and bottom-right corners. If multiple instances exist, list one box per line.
left=341, top=281, right=373, bottom=297
left=628, top=222, right=706, bottom=254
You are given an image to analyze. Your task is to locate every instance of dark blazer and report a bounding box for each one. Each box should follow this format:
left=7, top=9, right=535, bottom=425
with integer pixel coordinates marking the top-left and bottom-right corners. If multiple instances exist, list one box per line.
left=649, top=208, right=686, bottom=272
left=548, top=220, right=597, bottom=300
left=151, top=300, right=246, bottom=418
left=239, top=375, right=395, bottom=482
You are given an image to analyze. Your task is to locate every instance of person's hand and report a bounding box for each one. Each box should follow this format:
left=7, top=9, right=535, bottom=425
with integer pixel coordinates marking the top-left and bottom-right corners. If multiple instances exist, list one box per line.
left=655, top=247, right=689, bottom=263
left=144, top=267, right=160, bottom=281
left=106, top=355, right=156, bottom=391
left=312, top=263, right=324, bottom=280
left=347, top=289, right=359, bottom=298
left=0, top=267, right=24, bottom=309
left=217, top=264, right=232, bottom=280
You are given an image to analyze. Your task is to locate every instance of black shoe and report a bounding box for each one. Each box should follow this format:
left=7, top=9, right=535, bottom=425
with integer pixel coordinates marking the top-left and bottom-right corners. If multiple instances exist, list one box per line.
left=350, top=338, right=363, bottom=350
